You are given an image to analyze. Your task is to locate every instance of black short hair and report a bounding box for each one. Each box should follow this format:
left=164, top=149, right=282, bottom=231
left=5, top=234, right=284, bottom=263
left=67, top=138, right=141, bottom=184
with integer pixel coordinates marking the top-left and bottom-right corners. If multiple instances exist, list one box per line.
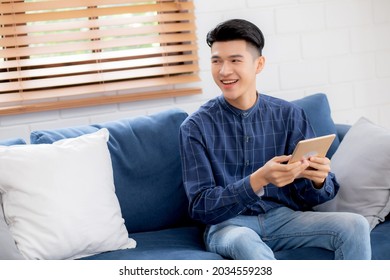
left=206, top=19, right=265, bottom=56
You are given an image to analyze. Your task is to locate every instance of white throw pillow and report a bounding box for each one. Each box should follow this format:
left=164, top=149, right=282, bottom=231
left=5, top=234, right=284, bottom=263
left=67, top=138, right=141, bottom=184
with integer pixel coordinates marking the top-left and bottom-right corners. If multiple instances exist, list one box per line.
left=315, top=117, right=390, bottom=230
left=0, top=129, right=136, bottom=259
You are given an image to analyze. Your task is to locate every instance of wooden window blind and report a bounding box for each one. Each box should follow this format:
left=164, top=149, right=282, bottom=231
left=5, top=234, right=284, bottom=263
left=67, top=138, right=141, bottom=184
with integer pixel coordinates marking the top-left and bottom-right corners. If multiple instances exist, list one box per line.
left=0, top=0, right=201, bottom=115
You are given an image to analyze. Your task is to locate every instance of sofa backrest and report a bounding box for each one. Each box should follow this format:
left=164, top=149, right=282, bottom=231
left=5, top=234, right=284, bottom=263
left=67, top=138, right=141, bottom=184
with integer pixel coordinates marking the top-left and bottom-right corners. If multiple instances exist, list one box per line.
left=291, top=93, right=340, bottom=158
left=30, top=108, right=192, bottom=233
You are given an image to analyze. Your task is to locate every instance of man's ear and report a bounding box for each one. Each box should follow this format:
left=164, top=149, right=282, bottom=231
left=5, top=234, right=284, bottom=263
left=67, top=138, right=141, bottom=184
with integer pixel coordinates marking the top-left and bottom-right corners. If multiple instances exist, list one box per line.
left=255, top=56, right=265, bottom=74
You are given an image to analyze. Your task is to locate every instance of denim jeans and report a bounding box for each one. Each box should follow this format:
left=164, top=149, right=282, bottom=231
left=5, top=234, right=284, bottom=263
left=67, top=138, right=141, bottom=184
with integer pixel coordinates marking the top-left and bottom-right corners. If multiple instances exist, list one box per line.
left=205, top=207, right=371, bottom=260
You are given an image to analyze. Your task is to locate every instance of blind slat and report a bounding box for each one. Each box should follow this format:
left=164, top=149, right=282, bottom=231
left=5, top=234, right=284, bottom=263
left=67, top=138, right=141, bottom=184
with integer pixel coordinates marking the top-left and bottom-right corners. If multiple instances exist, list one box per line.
left=0, top=22, right=195, bottom=47
left=0, top=87, right=202, bottom=116
left=0, top=33, right=196, bottom=58
left=0, top=0, right=177, bottom=14
left=1, top=53, right=198, bottom=80
left=0, top=13, right=195, bottom=36
left=2, top=64, right=199, bottom=92
left=0, top=74, right=201, bottom=103
left=1, top=44, right=197, bottom=68
left=0, top=2, right=194, bottom=24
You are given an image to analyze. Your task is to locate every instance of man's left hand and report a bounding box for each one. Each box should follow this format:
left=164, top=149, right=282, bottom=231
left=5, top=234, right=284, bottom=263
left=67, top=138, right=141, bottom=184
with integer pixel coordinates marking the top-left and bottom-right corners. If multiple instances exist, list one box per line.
left=299, top=156, right=331, bottom=188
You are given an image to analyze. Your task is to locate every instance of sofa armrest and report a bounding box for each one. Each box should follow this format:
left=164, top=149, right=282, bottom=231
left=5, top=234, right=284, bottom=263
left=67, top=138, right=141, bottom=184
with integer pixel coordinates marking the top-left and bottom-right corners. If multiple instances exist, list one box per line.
left=335, top=124, right=351, bottom=142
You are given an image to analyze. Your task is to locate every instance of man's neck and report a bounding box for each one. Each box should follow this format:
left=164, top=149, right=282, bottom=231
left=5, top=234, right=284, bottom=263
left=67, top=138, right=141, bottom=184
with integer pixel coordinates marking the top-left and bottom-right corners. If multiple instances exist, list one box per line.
left=224, top=92, right=258, bottom=111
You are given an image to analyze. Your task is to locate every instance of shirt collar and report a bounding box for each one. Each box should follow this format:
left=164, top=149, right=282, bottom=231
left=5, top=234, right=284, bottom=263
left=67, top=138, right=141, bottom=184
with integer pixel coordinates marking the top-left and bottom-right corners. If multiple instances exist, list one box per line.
left=218, top=92, right=260, bottom=118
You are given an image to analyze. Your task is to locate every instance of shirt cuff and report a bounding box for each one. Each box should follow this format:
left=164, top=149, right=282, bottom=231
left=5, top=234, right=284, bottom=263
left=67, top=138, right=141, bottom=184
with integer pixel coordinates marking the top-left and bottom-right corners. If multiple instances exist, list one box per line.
left=311, top=176, right=334, bottom=196
left=235, top=176, right=262, bottom=203
left=255, top=187, right=265, bottom=197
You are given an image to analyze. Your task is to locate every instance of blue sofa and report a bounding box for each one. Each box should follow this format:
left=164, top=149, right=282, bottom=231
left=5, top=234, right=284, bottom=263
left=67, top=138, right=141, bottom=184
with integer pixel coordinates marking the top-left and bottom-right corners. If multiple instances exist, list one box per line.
left=1, top=93, right=390, bottom=260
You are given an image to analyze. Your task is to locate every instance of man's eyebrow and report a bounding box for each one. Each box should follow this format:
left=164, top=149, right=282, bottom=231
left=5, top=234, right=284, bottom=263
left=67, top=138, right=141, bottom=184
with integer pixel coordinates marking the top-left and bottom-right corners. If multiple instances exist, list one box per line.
left=211, top=54, right=244, bottom=59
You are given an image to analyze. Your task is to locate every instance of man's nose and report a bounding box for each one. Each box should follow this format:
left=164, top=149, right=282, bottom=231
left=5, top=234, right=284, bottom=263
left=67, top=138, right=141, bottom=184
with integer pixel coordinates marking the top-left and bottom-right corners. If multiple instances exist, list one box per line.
left=219, top=62, right=233, bottom=76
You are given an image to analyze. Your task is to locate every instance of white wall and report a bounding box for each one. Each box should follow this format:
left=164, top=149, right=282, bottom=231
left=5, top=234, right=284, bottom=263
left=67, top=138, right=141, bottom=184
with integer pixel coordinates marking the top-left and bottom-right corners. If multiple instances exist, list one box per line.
left=1, top=0, right=390, bottom=142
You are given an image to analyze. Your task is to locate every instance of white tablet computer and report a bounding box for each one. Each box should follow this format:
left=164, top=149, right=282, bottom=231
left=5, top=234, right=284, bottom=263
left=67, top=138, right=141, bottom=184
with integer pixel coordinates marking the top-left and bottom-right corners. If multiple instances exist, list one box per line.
left=288, top=134, right=336, bottom=164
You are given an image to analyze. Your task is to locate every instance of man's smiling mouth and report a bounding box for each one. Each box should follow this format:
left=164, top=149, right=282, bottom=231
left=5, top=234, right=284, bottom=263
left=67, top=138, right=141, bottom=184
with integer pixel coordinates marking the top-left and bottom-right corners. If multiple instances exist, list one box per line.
left=221, top=79, right=238, bottom=85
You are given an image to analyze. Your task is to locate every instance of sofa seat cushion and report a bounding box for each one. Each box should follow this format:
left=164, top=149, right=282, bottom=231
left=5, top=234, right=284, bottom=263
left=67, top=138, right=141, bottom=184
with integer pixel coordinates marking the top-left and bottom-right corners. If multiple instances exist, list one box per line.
left=79, top=225, right=336, bottom=260
left=79, top=226, right=224, bottom=260
left=371, top=220, right=390, bottom=260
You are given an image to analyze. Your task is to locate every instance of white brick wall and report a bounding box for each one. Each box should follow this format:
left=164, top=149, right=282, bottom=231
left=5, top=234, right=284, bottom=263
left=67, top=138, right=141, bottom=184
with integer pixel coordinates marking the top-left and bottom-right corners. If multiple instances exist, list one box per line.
left=1, top=0, right=390, bottom=142
left=276, top=4, right=326, bottom=33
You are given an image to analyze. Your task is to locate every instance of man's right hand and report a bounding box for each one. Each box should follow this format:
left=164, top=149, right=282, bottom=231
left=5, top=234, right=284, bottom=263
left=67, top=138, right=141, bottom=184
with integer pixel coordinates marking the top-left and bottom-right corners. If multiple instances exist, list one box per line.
left=249, top=155, right=309, bottom=193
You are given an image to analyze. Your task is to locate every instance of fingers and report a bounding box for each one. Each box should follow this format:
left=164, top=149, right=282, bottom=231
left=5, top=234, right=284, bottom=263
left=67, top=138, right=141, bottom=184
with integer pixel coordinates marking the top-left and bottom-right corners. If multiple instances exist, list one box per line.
left=273, top=155, right=292, bottom=164
left=255, top=155, right=331, bottom=190
left=307, top=156, right=331, bottom=173
left=264, top=156, right=309, bottom=187
left=301, top=168, right=327, bottom=183
left=308, top=156, right=330, bottom=165
left=300, top=156, right=331, bottom=187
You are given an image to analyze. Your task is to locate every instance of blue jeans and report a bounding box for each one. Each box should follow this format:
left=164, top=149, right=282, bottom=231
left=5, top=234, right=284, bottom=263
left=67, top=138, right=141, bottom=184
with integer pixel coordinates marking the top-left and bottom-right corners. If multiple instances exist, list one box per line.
left=205, top=207, right=371, bottom=260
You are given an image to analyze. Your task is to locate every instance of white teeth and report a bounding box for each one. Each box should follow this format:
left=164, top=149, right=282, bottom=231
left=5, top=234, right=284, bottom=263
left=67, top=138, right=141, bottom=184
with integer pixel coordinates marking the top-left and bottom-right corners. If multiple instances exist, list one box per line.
left=221, top=80, right=238, bottom=84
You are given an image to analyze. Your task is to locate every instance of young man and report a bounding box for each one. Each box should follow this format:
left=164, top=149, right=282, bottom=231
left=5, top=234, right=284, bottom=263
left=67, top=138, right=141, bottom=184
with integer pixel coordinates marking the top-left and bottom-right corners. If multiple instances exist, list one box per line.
left=179, top=19, right=371, bottom=260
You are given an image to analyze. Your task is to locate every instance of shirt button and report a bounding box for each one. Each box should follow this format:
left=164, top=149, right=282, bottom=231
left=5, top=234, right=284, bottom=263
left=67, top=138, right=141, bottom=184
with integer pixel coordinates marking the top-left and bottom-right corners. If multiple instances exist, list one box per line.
left=245, top=160, right=249, bottom=166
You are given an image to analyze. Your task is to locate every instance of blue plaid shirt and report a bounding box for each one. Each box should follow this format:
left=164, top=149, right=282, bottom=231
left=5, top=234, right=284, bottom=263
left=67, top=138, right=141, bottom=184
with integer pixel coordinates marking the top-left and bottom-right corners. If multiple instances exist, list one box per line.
left=179, top=94, right=339, bottom=225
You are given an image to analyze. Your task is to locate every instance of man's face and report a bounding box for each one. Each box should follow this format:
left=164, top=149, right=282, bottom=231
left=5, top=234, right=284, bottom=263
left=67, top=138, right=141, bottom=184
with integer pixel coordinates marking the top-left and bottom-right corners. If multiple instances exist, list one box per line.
left=210, top=40, right=264, bottom=109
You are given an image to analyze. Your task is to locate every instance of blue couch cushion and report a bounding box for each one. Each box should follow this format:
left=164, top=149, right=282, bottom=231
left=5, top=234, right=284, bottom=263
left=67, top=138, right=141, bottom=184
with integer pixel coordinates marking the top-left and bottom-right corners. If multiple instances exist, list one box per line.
left=371, top=220, right=390, bottom=260
left=0, top=138, right=26, bottom=146
left=30, top=109, right=191, bottom=233
left=291, top=93, right=340, bottom=158
left=79, top=226, right=224, bottom=260
left=335, top=124, right=351, bottom=142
